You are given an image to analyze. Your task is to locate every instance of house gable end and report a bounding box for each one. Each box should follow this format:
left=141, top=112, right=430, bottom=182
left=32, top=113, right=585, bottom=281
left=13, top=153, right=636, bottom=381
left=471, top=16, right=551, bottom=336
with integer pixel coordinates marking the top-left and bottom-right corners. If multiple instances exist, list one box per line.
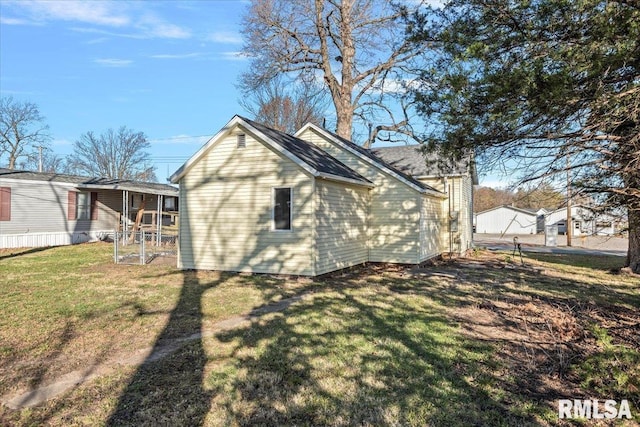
left=170, top=116, right=372, bottom=189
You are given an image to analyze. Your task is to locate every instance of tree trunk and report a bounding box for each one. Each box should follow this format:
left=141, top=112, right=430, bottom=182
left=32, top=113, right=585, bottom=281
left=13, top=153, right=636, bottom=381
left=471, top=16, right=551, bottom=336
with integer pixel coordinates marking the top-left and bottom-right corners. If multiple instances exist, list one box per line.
left=335, top=101, right=353, bottom=140
left=335, top=0, right=354, bottom=141
left=627, top=208, right=640, bottom=274
left=8, top=154, right=16, bottom=170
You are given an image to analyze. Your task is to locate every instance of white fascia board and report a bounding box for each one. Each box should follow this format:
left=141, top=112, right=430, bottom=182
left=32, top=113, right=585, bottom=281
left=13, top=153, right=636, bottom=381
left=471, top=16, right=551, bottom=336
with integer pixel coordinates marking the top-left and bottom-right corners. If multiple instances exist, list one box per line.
left=415, top=174, right=465, bottom=179
left=317, top=172, right=375, bottom=189
left=78, top=183, right=178, bottom=196
left=422, top=187, right=448, bottom=199
left=169, top=115, right=250, bottom=183
left=297, top=123, right=443, bottom=197
left=0, top=176, right=177, bottom=196
left=240, top=120, right=319, bottom=178
left=0, top=177, right=78, bottom=188
left=171, top=115, right=320, bottom=183
left=237, top=120, right=373, bottom=188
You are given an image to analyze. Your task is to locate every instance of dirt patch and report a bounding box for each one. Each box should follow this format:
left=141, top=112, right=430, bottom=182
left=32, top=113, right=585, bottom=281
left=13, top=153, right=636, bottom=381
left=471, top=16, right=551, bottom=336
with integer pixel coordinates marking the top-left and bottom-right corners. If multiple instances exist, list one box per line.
left=425, top=252, right=640, bottom=417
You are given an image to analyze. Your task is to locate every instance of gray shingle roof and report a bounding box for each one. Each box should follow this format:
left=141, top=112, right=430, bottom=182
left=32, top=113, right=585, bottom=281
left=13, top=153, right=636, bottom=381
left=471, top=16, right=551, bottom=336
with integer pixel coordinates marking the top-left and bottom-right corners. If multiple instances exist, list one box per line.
left=240, top=116, right=373, bottom=186
left=369, top=145, right=475, bottom=179
left=302, top=126, right=440, bottom=193
left=0, top=168, right=178, bottom=196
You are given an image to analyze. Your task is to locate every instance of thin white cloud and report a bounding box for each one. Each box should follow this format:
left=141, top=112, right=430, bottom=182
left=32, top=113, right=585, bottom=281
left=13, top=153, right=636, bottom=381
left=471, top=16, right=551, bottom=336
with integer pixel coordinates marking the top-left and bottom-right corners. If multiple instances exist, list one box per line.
left=150, top=53, right=203, bottom=60
left=85, top=37, right=109, bottom=45
left=219, top=51, right=249, bottom=61
left=149, top=135, right=210, bottom=146
left=2, top=0, right=191, bottom=39
left=0, top=16, right=33, bottom=25
left=137, top=14, right=191, bottom=39
left=0, top=89, right=41, bottom=96
left=205, top=31, right=243, bottom=44
left=5, top=0, right=130, bottom=26
left=94, top=58, right=133, bottom=67
left=52, top=138, right=73, bottom=147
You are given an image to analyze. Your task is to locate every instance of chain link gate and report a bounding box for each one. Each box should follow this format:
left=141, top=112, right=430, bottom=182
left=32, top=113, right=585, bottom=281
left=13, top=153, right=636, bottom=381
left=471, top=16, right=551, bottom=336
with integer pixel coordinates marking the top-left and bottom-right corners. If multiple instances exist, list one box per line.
left=113, top=230, right=177, bottom=265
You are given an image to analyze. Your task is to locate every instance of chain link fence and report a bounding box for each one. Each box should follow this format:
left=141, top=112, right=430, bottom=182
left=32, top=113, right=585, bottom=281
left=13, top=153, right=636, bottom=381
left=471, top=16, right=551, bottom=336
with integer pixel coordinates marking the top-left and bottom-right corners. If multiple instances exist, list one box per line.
left=113, top=230, right=177, bottom=265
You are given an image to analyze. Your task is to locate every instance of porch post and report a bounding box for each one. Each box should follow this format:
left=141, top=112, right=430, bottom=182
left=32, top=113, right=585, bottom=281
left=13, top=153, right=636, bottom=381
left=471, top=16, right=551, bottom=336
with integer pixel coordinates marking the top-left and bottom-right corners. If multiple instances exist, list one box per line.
left=122, top=190, right=129, bottom=244
left=156, top=194, right=162, bottom=246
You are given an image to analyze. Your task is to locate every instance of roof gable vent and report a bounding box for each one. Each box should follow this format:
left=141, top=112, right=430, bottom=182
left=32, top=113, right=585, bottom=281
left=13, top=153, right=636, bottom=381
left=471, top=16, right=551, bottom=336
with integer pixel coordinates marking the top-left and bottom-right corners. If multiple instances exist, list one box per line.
left=236, top=133, right=246, bottom=148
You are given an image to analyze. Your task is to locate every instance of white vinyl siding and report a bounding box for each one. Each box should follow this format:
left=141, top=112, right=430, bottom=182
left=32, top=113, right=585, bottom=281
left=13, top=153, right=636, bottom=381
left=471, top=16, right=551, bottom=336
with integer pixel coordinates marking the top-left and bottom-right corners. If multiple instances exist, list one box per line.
left=419, top=175, right=473, bottom=254
left=299, top=128, right=427, bottom=264
left=475, top=206, right=537, bottom=235
left=177, top=127, right=315, bottom=275
left=420, top=194, right=443, bottom=261
left=459, top=175, right=473, bottom=250
left=315, top=180, right=369, bottom=275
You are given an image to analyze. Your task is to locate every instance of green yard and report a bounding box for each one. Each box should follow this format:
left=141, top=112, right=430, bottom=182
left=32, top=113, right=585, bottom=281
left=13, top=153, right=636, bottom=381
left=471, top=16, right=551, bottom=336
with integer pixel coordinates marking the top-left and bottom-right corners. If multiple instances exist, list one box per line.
left=0, top=243, right=638, bottom=426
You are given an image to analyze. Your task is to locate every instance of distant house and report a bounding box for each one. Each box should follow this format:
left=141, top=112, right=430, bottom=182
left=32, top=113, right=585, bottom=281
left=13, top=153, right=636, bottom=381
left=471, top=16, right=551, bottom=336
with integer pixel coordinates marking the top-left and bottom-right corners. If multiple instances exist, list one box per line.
left=544, top=205, right=617, bottom=236
left=475, top=205, right=537, bottom=234
left=170, top=115, right=477, bottom=276
left=0, top=169, right=178, bottom=248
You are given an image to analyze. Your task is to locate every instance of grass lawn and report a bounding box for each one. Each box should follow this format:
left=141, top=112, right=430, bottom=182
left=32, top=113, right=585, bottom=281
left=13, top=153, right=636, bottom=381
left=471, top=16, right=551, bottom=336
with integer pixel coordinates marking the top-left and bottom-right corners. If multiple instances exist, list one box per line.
left=0, top=243, right=638, bottom=426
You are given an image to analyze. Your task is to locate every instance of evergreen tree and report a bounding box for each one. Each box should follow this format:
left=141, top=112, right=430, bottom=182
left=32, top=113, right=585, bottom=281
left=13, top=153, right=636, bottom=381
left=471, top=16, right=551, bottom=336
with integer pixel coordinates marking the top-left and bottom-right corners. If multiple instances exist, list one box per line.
left=411, top=0, right=640, bottom=272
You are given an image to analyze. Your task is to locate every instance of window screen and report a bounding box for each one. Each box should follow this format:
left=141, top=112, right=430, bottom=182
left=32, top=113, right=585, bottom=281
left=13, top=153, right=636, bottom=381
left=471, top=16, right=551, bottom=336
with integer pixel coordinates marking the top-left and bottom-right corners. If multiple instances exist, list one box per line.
left=164, top=196, right=177, bottom=211
left=273, top=188, right=291, bottom=230
left=77, top=192, right=91, bottom=220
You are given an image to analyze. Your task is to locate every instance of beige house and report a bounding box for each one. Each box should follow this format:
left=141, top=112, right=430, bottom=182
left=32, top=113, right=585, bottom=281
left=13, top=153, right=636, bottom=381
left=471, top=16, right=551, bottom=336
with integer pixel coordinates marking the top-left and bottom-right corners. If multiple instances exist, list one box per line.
left=170, top=115, right=476, bottom=276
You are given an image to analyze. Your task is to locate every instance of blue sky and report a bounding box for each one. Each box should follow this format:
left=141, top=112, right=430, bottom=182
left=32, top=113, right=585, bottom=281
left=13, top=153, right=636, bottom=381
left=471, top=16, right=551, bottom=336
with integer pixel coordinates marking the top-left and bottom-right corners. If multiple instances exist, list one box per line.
left=1, top=0, right=504, bottom=186
left=1, top=0, right=251, bottom=181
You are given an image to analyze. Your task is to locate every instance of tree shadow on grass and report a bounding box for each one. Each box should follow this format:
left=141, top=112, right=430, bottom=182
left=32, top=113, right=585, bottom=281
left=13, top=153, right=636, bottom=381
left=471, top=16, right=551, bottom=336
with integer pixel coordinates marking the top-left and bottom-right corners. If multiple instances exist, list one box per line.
left=208, top=276, right=538, bottom=426
left=0, top=246, right=57, bottom=261
left=105, top=270, right=220, bottom=426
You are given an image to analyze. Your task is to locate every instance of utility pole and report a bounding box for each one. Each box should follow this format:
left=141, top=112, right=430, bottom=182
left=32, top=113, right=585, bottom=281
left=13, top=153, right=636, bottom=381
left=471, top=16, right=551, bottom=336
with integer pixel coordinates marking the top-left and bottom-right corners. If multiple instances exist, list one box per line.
left=37, top=145, right=44, bottom=173
left=566, top=154, right=572, bottom=247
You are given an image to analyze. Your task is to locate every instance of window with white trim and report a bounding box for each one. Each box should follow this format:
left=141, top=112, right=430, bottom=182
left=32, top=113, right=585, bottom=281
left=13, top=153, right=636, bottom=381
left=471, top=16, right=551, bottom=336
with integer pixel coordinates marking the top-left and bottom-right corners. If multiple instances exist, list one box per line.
left=273, top=187, right=292, bottom=231
left=77, top=192, right=91, bottom=220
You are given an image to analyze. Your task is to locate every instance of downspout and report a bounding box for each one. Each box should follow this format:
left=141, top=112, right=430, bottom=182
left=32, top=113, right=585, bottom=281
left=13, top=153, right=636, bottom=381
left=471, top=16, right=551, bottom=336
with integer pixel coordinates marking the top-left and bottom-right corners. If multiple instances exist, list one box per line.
left=311, top=178, right=317, bottom=276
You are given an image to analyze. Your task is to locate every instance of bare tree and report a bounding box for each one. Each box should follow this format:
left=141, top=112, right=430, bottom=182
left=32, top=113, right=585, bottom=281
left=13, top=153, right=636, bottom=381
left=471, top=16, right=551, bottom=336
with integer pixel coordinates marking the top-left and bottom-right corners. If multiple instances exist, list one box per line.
left=240, top=0, right=424, bottom=146
left=240, top=77, right=329, bottom=134
left=18, top=147, right=66, bottom=173
left=0, top=97, right=51, bottom=169
left=67, top=127, right=157, bottom=182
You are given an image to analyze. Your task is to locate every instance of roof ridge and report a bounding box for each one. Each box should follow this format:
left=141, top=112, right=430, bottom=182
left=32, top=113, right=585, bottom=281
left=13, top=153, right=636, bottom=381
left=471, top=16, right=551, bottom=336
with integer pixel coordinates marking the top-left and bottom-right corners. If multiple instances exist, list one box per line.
left=297, top=124, right=441, bottom=194
left=238, top=117, right=373, bottom=186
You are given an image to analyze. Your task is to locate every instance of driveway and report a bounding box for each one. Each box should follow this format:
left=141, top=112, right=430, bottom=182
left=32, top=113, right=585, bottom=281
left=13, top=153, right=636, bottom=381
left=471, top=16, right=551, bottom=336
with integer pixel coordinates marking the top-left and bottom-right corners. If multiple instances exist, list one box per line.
left=474, top=233, right=628, bottom=256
